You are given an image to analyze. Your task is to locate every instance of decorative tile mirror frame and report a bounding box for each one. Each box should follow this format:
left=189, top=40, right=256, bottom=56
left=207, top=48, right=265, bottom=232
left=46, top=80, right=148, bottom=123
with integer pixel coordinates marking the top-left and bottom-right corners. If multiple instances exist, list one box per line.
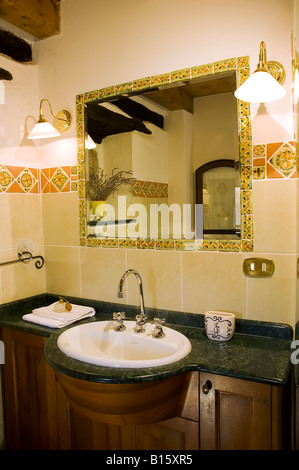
left=76, top=56, right=253, bottom=252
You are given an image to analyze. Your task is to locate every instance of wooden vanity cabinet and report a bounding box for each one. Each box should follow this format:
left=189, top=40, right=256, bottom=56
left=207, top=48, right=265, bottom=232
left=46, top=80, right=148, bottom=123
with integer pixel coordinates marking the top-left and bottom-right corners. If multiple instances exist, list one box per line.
left=0, top=327, right=58, bottom=450
left=0, top=326, right=289, bottom=450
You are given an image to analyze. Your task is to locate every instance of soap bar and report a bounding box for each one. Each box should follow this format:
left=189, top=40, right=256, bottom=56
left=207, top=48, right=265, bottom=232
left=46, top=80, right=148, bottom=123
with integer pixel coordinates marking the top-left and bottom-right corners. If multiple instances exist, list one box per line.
left=53, top=298, right=72, bottom=312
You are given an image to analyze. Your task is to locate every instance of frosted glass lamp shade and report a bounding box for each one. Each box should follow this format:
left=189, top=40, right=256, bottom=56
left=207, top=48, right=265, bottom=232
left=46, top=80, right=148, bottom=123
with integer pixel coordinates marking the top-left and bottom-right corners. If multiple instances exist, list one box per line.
left=234, top=70, right=286, bottom=103
left=27, top=120, right=61, bottom=139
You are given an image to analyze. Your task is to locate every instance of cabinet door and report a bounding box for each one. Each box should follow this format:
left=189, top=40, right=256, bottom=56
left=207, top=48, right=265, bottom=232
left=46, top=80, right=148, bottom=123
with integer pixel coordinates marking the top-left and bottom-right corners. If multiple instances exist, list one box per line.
left=1, top=327, right=58, bottom=450
left=200, top=372, right=274, bottom=450
left=133, top=417, right=199, bottom=450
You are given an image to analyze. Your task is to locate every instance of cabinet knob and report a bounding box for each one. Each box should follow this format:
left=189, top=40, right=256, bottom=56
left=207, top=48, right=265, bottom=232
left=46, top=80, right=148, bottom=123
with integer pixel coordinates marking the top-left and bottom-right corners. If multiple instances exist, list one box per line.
left=202, top=380, right=212, bottom=394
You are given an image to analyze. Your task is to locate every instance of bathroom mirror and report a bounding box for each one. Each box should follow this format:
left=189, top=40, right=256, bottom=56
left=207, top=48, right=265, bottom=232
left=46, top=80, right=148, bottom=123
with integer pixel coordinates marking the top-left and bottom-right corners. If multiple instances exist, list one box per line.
left=77, top=57, right=253, bottom=251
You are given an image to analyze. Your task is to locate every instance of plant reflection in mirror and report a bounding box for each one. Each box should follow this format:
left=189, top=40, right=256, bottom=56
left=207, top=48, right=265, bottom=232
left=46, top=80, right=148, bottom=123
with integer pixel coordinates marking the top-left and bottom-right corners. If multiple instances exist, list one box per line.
left=86, top=168, right=135, bottom=201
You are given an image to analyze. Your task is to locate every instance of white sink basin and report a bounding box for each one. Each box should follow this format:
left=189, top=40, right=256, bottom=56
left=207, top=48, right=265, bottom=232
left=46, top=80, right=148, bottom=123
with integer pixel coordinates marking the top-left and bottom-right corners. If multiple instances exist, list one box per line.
left=57, top=320, right=192, bottom=368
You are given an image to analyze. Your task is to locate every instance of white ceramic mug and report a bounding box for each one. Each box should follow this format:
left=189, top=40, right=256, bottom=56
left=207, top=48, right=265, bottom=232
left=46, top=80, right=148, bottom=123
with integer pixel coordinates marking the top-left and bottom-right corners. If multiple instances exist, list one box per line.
left=204, top=311, right=235, bottom=342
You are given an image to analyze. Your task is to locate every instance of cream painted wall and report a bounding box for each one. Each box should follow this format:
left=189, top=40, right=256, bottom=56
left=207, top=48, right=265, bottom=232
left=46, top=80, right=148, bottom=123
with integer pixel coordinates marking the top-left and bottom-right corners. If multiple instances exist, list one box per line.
left=0, top=48, right=46, bottom=306
left=0, top=0, right=298, bottom=328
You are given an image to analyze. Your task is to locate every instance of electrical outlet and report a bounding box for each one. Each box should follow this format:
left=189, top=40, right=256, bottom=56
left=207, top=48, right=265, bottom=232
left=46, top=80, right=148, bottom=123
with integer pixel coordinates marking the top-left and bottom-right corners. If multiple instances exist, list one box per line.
left=243, top=258, right=274, bottom=277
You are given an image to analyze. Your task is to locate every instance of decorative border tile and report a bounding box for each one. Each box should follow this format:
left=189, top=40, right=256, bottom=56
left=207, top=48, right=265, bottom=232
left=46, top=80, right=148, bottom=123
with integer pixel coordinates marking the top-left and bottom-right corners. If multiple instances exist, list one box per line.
left=0, top=165, right=78, bottom=193
left=253, top=142, right=297, bottom=179
left=132, top=180, right=168, bottom=198
left=76, top=56, right=253, bottom=252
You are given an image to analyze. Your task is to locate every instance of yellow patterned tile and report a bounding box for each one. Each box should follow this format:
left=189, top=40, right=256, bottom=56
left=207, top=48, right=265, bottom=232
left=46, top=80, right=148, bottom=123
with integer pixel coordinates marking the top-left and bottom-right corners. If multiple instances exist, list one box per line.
left=99, top=87, right=115, bottom=99
left=170, top=68, right=191, bottom=82
left=132, top=77, right=151, bottom=91
left=155, top=239, right=174, bottom=250
left=78, top=199, right=85, bottom=218
left=118, top=239, right=137, bottom=248
left=137, top=239, right=155, bottom=249
left=253, top=144, right=266, bottom=158
left=71, top=181, right=78, bottom=192
left=51, top=168, right=69, bottom=191
left=199, top=240, right=219, bottom=251
left=239, top=116, right=252, bottom=141
left=237, top=56, right=250, bottom=69
left=87, top=237, right=102, bottom=247
left=79, top=218, right=86, bottom=238
left=241, top=215, right=253, bottom=239
left=219, top=240, right=241, bottom=252
left=269, top=142, right=296, bottom=177
left=241, top=190, right=253, bottom=215
left=115, top=82, right=133, bottom=95
left=17, top=168, right=36, bottom=192
left=191, top=63, right=214, bottom=78
left=242, top=240, right=254, bottom=252
left=174, top=239, right=197, bottom=251
left=83, top=90, right=99, bottom=102
left=101, top=238, right=119, bottom=248
left=253, top=167, right=265, bottom=179
left=214, top=58, right=237, bottom=73
left=240, top=166, right=252, bottom=190
left=151, top=73, right=171, bottom=87
left=237, top=99, right=250, bottom=118
left=236, top=68, right=250, bottom=87
left=0, top=166, right=13, bottom=191
left=240, top=142, right=252, bottom=166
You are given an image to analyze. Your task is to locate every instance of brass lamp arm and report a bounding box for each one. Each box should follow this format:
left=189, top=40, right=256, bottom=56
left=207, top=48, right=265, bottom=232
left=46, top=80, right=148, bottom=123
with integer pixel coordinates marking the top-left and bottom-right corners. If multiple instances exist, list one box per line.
left=39, top=98, right=67, bottom=123
left=254, top=41, right=286, bottom=85
left=37, top=98, right=72, bottom=132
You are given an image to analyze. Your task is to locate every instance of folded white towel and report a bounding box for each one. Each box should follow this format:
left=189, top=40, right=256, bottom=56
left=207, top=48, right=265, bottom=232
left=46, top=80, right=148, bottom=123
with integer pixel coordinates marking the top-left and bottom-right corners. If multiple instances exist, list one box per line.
left=22, top=302, right=95, bottom=328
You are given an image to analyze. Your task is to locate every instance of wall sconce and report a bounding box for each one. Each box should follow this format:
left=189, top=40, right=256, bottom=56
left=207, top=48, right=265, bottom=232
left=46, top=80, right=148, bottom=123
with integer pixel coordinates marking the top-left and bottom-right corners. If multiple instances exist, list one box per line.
left=85, top=133, right=96, bottom=149
left=234, top=41, right=286, bottom=103
left=27, top=99, right=72, bottom=139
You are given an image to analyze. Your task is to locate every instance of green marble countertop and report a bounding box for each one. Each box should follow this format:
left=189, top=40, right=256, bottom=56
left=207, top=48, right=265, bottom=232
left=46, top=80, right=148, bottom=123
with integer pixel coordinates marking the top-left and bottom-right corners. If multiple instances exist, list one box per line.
left=0, top=293, right=294, bottom=387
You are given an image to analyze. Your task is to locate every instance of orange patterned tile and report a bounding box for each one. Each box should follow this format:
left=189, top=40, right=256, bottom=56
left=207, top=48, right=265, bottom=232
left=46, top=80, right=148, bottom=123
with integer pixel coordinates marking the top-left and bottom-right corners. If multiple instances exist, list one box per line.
left=253, top=157, right=266, bottom=166
left=267, top=142, right=283, bottom=158
left=266, top=163, right=283, bottom=178
left=6, top=166, right=23, bottom=179
left=6, top=180, right=24, bottom=193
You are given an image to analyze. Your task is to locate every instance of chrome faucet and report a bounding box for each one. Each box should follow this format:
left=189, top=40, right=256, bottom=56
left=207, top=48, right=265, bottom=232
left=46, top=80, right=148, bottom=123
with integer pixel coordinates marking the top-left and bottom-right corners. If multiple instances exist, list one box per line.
left=118, top=269, right=147, bottom=332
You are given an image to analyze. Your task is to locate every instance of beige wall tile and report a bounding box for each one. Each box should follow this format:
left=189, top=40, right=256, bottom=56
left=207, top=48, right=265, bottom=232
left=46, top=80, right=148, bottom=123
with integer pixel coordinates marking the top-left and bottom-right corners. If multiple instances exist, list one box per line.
left=246, top=254, right=297, bottom=326
left=44, top=246, right=80, bottom=297
left=182, top=251, right=246, bottom=317
left=42, top=193, right=79, bottom=246
left=253, top=179, right=297, bottom=254
left=0, top=194, right=43, bottom=250
left=0, top=248, right=46, bottom=303
left=126, top=249, right=182, bottom=311
left=80, top=247, right=126, bottom=303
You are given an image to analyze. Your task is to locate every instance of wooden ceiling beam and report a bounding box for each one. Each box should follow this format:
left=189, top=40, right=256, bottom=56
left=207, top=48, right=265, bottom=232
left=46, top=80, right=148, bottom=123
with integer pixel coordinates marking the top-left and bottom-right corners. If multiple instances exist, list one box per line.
left=0, top=0, right=61, bottom=40
left=0, top=28, right=32, bottom=62
left=0, top=67, right=13, bottom=80
left=87, top=103, right=152, bottom=144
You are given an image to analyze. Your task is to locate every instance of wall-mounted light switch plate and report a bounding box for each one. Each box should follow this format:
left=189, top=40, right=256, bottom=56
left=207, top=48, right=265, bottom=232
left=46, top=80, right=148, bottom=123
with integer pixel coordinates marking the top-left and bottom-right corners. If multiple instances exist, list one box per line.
left=243, top=258, right=275, bottom=278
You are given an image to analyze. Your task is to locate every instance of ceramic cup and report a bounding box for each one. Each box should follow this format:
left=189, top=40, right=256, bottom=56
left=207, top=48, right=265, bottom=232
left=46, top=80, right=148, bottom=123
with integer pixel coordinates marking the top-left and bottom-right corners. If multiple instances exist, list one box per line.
left=204, top=311, right=235, bottom=342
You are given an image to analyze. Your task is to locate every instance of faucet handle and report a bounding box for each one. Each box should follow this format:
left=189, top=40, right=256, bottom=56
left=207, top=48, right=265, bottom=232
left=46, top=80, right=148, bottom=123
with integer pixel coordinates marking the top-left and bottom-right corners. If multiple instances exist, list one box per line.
left=113, top=311, right=126, bottom=331
left=151, top=317, right=165, bottom=338
left=134, top=313, right=147, bottom=333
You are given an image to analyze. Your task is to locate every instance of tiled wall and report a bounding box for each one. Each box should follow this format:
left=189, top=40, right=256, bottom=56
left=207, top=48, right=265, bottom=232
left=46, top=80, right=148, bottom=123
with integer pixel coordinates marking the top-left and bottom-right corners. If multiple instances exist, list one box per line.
left=35, top=139, right=297, bottom=327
